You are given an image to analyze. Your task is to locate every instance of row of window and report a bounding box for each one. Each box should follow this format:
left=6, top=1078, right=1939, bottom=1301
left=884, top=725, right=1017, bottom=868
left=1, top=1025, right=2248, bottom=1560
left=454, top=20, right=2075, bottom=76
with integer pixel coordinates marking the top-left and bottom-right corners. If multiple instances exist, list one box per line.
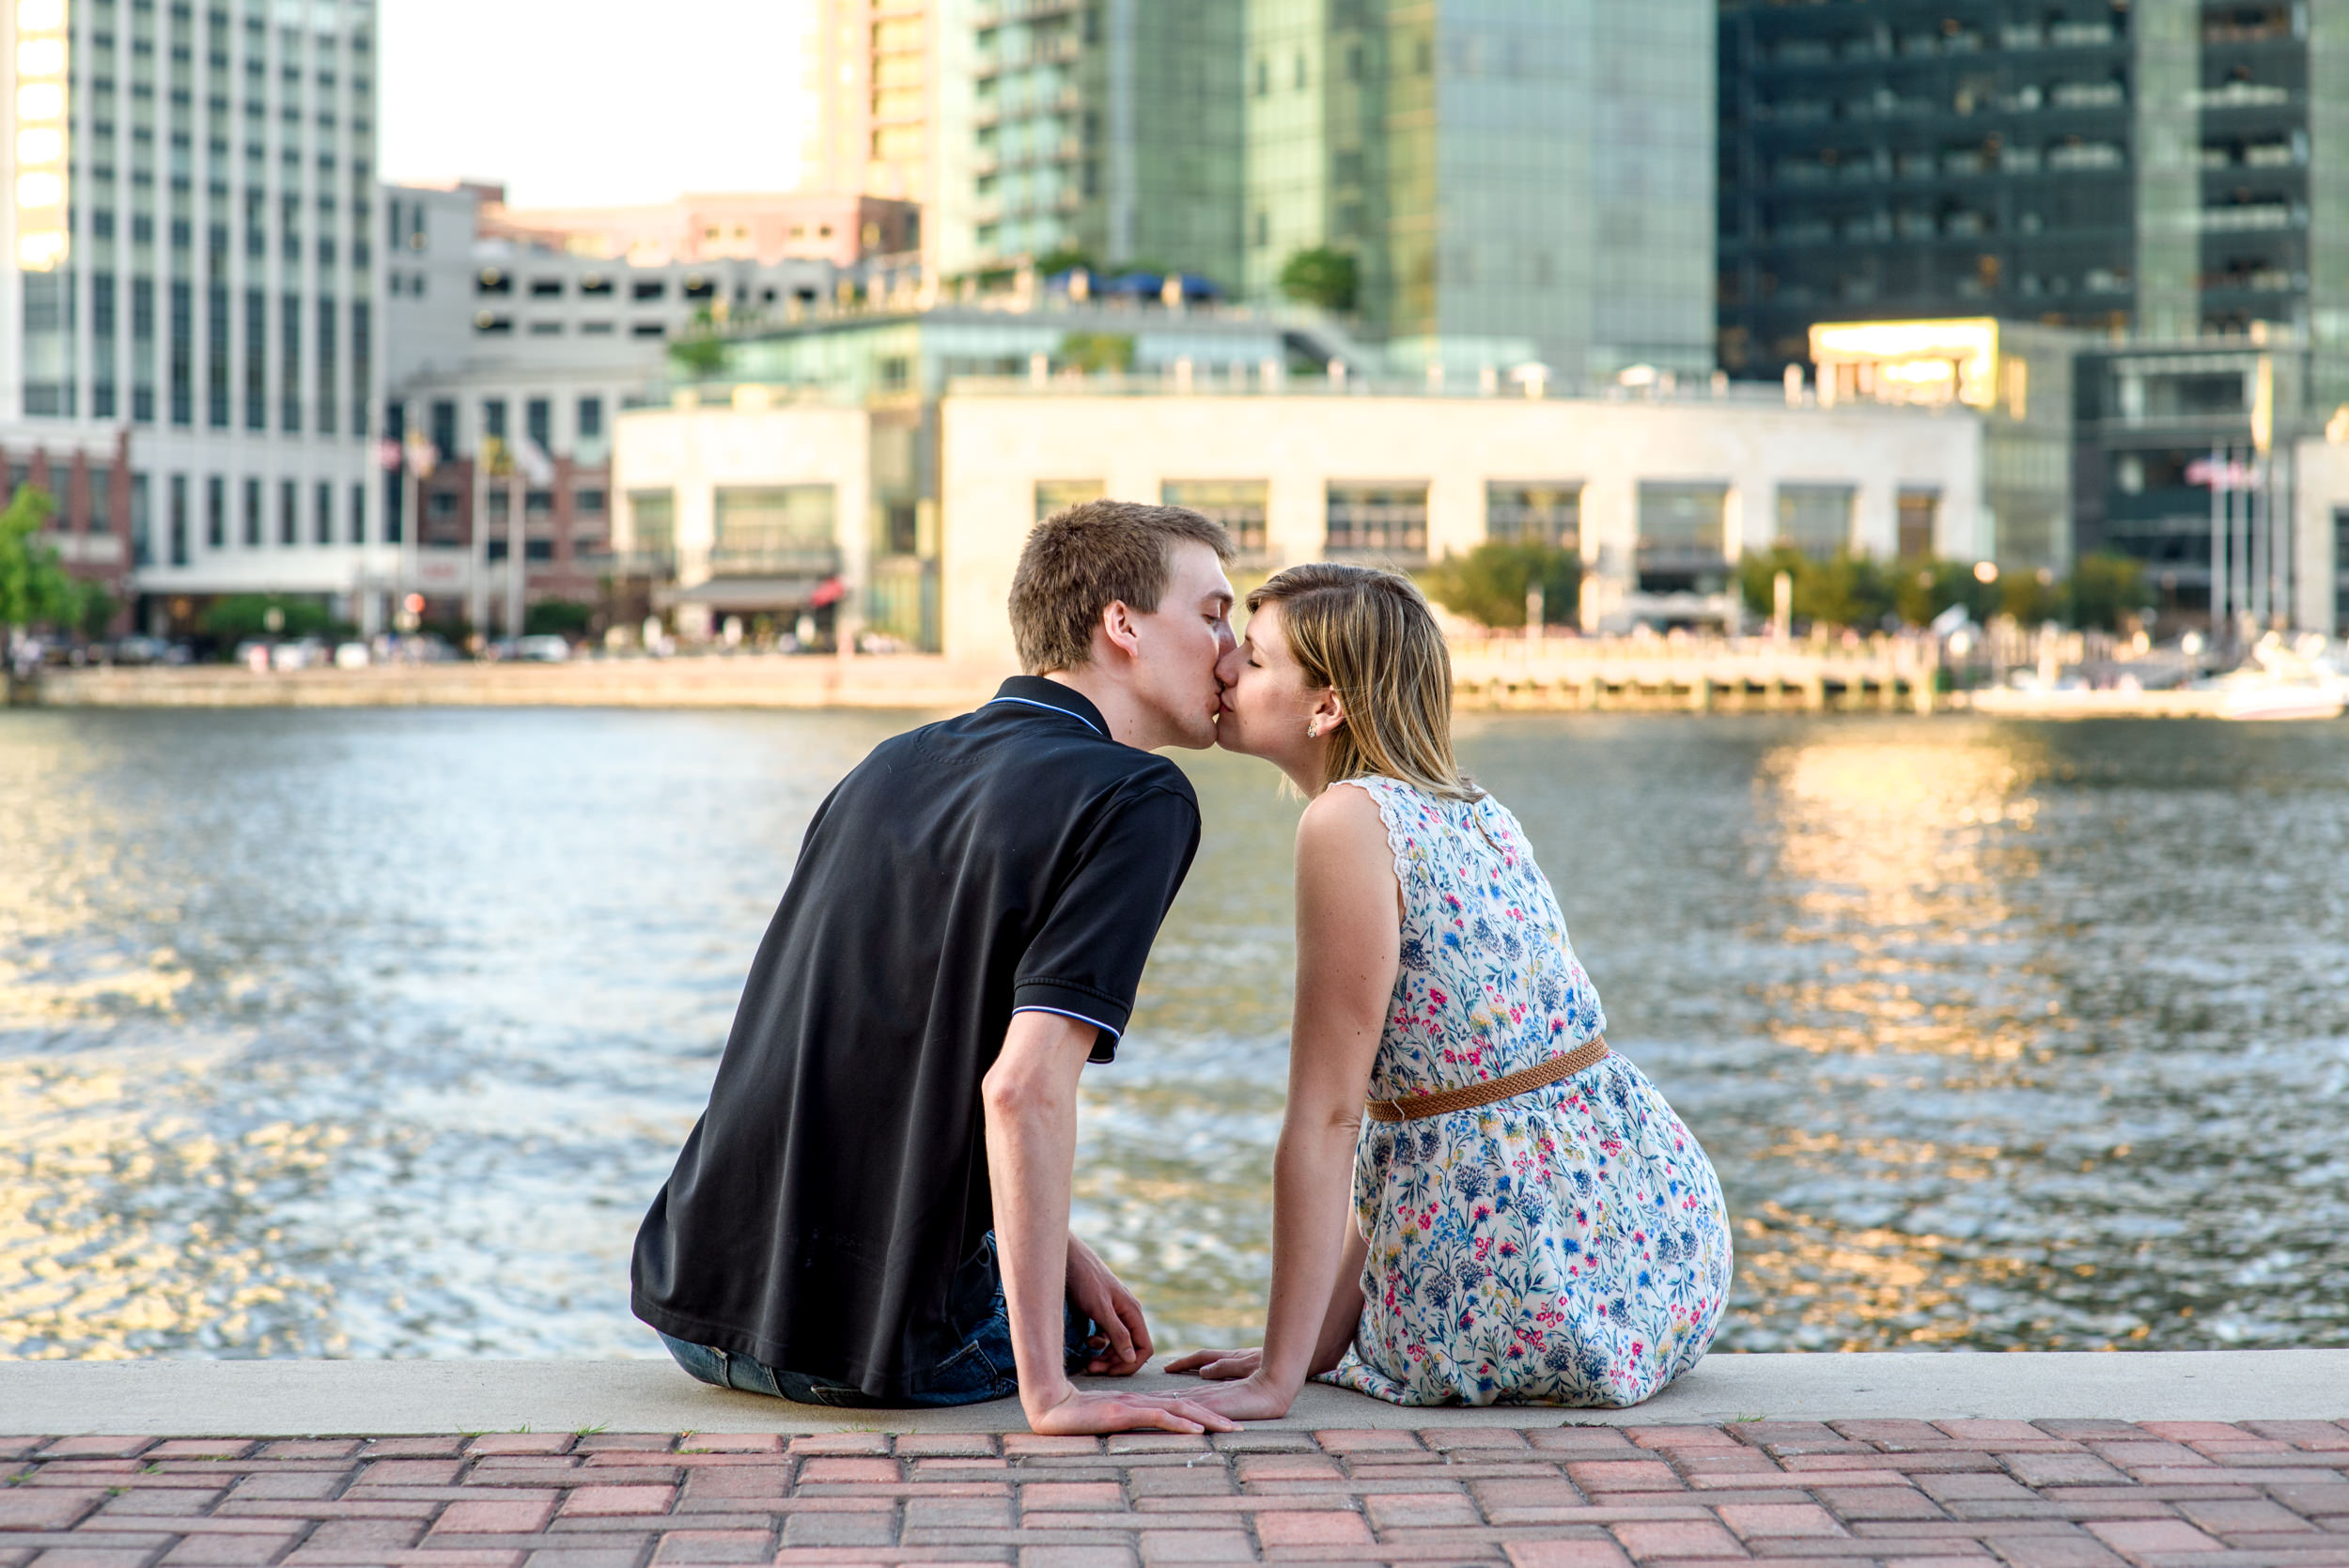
left=132, top=474, right=380, bottom=567
left=412, top=396, right=607, bottom=461
left=53, top=277, right=371, bottom=434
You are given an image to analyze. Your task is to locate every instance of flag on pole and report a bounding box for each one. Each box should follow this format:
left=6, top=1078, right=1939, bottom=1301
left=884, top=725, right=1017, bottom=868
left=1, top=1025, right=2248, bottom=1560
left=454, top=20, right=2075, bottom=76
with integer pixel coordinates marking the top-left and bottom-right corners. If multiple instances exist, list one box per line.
left=514, top=435, right=555, bottom=487
left=404, top=429, right=438, bottom=479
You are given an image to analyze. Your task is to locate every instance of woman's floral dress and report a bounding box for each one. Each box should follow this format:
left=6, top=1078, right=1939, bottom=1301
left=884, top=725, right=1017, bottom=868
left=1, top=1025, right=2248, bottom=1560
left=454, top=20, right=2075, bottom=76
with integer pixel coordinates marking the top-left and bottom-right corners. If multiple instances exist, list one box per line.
left=1318, top=776, right=1733, bottom=1407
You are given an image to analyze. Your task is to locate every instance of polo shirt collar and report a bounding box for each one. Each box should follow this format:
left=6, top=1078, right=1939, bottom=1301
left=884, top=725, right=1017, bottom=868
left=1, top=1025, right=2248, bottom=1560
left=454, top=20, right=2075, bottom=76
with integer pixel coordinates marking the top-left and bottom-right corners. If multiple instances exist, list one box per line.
left=988, top=675, right=1110, bottom=738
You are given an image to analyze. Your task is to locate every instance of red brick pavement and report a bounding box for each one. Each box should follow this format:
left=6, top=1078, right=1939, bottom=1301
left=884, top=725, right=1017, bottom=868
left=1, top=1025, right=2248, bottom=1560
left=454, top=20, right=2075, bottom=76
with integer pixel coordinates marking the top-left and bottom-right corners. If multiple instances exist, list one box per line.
left=2, top=1421, right=2346, bottom=1567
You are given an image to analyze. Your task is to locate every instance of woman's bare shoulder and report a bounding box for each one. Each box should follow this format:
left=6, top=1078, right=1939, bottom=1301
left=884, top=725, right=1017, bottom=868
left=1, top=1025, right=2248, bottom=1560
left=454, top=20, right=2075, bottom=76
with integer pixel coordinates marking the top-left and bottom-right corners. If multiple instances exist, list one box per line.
left=1297, top=780, right=1395, bottom=862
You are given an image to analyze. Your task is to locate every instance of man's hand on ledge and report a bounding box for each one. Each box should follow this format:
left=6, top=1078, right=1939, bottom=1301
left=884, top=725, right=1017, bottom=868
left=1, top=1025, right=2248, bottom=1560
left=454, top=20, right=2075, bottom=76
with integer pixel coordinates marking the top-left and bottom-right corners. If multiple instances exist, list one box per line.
left=1066, top=1233, right=1151, bottom=1376
left=1025, top=1381, right=1241, bottom=1436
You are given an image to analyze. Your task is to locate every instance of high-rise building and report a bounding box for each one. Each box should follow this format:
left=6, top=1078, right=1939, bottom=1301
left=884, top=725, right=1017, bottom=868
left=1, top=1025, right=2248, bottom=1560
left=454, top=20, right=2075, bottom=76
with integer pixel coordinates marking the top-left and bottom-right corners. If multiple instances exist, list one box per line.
left=1244, top=0, right=1717, bottom=382
left=810, top=0, right=1246, bottom=288
left=1717, top=0, right=2349, bottom=405
left=1, top=0, right=385, bottom=634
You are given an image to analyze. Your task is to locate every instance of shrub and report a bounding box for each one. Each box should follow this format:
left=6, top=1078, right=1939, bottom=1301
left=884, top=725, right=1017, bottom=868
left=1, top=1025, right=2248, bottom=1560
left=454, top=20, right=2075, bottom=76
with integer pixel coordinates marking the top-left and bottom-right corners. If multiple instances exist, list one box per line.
left=1277, top=246, right=1358, bottom=313
left=1419, top=541, right=1582, bottom=629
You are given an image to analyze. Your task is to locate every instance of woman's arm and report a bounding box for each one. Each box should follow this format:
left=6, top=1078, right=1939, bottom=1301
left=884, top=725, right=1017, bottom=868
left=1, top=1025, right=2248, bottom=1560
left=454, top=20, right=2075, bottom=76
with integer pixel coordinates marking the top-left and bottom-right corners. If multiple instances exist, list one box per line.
left=1173, top=784, right=1400, bottom=1420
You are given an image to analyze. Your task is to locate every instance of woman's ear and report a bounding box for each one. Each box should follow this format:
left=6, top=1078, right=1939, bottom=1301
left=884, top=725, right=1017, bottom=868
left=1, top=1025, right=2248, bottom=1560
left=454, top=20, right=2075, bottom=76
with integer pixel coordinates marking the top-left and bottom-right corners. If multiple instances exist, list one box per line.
left=1314, top=690, right=1346, bottom=735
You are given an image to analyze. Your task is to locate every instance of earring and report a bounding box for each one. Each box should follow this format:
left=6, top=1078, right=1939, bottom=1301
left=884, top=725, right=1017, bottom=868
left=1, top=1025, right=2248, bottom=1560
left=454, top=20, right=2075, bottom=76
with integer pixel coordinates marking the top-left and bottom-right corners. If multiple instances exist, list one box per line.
left=1305, top=719, right=1323, bottom=738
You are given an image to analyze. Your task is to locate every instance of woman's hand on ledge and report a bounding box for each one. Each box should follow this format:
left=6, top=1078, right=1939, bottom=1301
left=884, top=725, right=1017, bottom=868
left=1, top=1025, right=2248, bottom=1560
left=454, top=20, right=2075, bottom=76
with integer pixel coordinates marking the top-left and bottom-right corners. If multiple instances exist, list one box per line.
left=1165, top=1347, right=1304, bottom=1421
left=1164, top=1345, right=1261, bottom=1381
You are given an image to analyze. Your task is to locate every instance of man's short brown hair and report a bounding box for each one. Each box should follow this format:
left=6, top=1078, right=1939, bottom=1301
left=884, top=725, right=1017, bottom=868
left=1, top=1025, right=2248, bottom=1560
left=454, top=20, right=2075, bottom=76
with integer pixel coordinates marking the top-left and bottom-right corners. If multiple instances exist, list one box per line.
left=1008, top=500, right=1234, bottom=674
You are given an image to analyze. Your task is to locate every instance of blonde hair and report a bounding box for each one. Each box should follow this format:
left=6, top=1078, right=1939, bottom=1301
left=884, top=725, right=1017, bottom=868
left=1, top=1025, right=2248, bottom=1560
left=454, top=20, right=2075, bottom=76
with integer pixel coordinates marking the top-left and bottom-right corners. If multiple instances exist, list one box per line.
left=1247, top=563, right=1480, bottom=800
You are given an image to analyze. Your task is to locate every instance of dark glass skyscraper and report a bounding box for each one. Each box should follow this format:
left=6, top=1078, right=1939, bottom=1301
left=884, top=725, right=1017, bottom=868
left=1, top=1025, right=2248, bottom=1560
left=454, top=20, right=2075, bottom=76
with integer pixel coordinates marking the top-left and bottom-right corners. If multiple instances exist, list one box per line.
left=1717, top=0, right=2348, bottom=410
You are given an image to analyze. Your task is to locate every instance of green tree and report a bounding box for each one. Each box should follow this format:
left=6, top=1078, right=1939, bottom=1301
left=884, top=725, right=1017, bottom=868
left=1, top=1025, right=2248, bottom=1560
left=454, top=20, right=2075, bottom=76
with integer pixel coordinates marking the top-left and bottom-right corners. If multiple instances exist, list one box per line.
left=1034, top=246, right=1094, bottom=277
left=1056, top=331, right=1135, bottom=373
left=1737, top=545, right=1897, bottom=629
left=668, top=310, right=729, bottom=378
left=1999, top=569, right=2065, bottom=626
left=203, top=594, right=338, bottom=643
left=2066, top=552, right=2155, bottom=630
left=524, top=598, right=594, bottom=637
left=1418, top=540, right=1581, bottom=629
left=1891, top=559, right=2001, bottom=628
left=1277, top=246, right=1358, bottom=313
left=0, top=485, right=89, bottom=636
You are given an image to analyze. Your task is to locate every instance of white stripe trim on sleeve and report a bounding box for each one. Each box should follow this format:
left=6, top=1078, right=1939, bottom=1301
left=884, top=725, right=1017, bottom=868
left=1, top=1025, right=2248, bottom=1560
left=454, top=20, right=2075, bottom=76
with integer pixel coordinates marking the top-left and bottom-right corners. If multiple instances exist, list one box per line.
left=1011, top=1003, right=1123, bottom=1041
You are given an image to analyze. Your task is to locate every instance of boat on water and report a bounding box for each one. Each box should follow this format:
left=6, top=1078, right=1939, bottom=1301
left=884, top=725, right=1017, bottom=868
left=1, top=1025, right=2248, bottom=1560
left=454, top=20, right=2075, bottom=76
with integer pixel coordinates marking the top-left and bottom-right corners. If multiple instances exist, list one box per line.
left=2197, top=636, right=2348, bottom=722
left=1963, top=633, right=2347, bottom=721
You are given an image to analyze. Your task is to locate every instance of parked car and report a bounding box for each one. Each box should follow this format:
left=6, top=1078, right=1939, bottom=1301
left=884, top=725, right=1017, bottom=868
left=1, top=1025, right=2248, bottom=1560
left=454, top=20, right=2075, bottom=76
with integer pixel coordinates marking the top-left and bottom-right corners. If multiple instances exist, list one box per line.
left=512, top=634, right=571, bottom=662
left=334, top=642, right=370, bottom=670
left=109, top=635, right=182, bottom=666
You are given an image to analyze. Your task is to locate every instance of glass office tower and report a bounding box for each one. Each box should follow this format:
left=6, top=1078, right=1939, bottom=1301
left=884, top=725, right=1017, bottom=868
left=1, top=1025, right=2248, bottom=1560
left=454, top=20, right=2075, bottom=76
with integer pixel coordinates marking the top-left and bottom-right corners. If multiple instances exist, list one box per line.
left=1243, top=0, right=1716, bottom=383
left=2, top=0, right=384, bottom=629
left=1719, top=0, right=2349, bottom=407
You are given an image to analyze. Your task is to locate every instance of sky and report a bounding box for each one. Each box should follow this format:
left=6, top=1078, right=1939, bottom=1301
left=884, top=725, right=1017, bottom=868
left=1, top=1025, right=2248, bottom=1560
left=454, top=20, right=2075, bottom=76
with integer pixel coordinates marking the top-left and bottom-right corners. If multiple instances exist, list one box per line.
left=377, top=0, right=819, bottom=210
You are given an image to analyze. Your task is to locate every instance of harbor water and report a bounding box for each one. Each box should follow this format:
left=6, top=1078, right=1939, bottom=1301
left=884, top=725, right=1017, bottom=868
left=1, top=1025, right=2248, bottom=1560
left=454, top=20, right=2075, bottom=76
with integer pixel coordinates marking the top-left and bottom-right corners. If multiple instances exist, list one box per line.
left=2, top=708, right=2344, bottom=1360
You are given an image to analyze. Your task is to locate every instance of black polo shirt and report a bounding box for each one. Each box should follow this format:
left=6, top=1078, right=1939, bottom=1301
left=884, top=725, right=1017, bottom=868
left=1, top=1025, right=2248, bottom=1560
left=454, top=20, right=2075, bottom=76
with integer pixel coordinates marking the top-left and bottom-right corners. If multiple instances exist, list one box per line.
left=630, top=676, right=1203, bottom=1397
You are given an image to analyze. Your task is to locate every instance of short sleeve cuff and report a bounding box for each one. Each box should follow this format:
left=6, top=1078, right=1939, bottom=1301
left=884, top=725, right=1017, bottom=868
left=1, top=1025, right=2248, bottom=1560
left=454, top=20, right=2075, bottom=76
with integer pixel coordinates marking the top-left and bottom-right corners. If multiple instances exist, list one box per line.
left=1012, top=980, right=1133, bottom=1063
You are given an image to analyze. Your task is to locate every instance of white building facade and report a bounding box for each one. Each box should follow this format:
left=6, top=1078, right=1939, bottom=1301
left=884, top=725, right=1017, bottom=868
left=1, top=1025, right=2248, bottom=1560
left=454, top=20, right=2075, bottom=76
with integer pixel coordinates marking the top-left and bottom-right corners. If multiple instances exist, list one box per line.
left=3, top=0, right=389, bottom=630
left=613, top=383, right=1985, bottom=665
left=379, top=181, right=844, bottom=635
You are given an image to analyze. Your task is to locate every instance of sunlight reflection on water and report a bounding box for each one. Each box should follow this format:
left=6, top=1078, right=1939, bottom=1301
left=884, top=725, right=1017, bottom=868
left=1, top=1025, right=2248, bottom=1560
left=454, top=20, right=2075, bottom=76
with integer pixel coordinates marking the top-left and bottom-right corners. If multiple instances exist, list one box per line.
left=3, top=707, right=2346, bottom=1359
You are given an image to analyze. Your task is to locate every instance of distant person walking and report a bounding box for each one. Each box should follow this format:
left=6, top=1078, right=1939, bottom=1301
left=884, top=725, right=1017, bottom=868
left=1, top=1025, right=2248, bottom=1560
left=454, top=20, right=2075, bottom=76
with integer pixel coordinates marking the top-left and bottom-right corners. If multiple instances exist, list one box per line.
left=1169, top=564, right=1732, bottom=1412
left=632, top=501, right=1239, bottom=1436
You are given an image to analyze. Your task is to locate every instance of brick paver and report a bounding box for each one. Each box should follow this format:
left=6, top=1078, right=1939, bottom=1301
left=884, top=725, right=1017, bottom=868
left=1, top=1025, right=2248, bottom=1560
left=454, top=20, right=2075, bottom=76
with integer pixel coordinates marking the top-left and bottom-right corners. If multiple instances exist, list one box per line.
left=4, top=1422, right=2347, bottom=1566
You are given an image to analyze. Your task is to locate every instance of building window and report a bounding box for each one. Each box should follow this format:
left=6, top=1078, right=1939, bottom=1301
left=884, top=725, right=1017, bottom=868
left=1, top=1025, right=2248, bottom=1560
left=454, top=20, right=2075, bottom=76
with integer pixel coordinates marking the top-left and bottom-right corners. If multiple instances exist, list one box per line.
left=243, top=475, right=261, bottom=546
left=169, top=474, right=189, bottom=566
left=1777, top=484, right=1855, bottom=561
left=1635, top=482, right=1729, bottom=594
left=573, top=487, right=607, bottom=515
left=526, top=396, right=551, bottom=451
left=280, top=478, right=298, bottom=546
left=577, top=395, right=604, bottom=441
left=315, top=481, right=334, bottom=546
left=1162, top=480, right=1268, bottom=556
left=205, top=474, right=226, bottom=549
left=352, top=483, right=367, bottom=546
left=430, top=398, right=458, bottom=458
left=628, top=488, right=677, bottom=568
left=1326, top=482, right=1429, bottom=562
left=631, top=322, right=666, bottom=338
left=317, top=294, right=338, bottom=433
left=244, top=287, right=266, bottom=429
left=632, top=278, right=666, bottom=302
left=1897, top=489, right=1939, bottom=560
left=713, top=485, right=839, bottom=574
left=169, top=281, right=194, bottom=426
left=1034, top=479, right=1106, bottom=522
left=207, top=282, right=229, bottom=427
left=280, top=293, right=302, bottom=432
left=1486, top=483, right=1580, bottom=551
left=88, top=465, right=114, bottom=536
left=482, top=397, right=506, bottom=441
left=131, top=474, right=151, bottom=567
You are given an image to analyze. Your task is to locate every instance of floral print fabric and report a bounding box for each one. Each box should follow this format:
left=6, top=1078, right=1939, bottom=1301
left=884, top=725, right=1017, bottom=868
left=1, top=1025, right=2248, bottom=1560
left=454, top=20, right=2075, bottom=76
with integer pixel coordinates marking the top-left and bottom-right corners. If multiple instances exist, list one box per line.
left=1318, top=776, right=1733, bottom=1407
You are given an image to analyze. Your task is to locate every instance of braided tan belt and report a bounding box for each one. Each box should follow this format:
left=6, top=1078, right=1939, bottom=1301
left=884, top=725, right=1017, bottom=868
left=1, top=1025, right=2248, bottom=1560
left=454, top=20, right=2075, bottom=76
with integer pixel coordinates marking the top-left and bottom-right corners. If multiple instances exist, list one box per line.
left=1363, top=1037, right=1611, bottom=1124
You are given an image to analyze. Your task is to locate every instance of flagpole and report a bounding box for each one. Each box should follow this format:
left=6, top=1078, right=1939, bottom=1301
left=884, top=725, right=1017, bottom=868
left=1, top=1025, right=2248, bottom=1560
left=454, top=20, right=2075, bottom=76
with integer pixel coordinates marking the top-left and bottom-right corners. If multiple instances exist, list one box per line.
left=506, top=465, right=525, bottom=642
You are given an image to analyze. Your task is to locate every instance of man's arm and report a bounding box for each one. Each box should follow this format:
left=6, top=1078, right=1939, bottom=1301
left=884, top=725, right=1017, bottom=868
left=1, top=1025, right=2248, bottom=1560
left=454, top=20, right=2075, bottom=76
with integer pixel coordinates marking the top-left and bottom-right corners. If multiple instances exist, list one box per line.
left=982, top=1009, right=1237, bottom=1436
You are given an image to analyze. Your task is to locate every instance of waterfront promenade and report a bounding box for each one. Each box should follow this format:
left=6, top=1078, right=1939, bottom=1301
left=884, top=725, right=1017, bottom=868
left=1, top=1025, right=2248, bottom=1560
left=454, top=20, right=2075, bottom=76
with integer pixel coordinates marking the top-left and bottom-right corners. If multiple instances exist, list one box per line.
left=5, top=1356, right=2347, bottom=1566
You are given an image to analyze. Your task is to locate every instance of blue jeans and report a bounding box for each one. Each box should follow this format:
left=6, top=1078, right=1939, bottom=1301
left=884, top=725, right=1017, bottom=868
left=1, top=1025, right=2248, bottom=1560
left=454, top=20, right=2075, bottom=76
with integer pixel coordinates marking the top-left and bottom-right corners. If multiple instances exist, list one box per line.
left=660, top=1234, right=1101, bottom=1408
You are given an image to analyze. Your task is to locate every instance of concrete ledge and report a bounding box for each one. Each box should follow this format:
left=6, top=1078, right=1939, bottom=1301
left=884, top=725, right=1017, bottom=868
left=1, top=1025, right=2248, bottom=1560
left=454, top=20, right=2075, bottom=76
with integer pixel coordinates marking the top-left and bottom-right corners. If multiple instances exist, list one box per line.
left=3, top=1352, right=2341, bottom=1436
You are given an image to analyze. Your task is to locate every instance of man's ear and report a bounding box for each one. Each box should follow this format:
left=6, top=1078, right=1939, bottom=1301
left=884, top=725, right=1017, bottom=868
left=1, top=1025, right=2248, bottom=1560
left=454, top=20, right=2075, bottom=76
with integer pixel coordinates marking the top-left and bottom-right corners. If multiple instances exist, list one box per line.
left=1099, top=600, right=1143, bottom=662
